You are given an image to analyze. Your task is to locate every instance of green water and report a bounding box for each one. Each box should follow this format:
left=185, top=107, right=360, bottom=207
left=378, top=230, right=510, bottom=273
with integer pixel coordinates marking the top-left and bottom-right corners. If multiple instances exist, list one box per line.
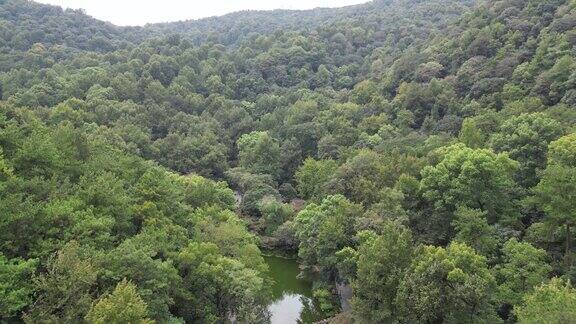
left=264, top=255, right=324, bottom=324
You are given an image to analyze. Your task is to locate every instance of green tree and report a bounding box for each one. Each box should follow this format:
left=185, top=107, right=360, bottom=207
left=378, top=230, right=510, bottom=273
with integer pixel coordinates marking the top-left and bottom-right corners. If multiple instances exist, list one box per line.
left=85, top=279, right=152, bottom=324
left=225, top=168, right=279, bottom=215
left=495, top=239, right=552, bottom=312
left=0, top=147, right=13, bottom=183
left=514, top=278, right=576, bottom=324
left=0, top=254, right=36, bottom=318
left=100, top=240, right=181, bottom=321
left=193, top=207, right=268, bottom=275
left=294, top=195, right=362, bottom=279
left=326, top=150, right=396, bottom=206
left=174, top=242, right=269, bottom=323
left=534, top=134, right=576, bottom=270
left=178, top=174, right=235, bottom=210
left=459, top=118, right=486, bottom=149
left=152, top=132, right=229, bottom=177
left=364, top=187, right=409, bottom=227
left=315, top=64, right=332, bottom=87
left=396, top=242, right=499, bottom=323
left=352, top=221, right=413, bottom=323
left=420, top=144, right=519, bottom=243
left=237, top=131, right=281, bottom=179
left=351, top=80, right=379, bottom=105
left=25, top=242, right=97, bottom=323
left=295, top=158, right=338, bottom=201
left=491, top=113, right=563, bottom=188
left=452, top=206, right=497, bottom=256
left=258, top=197, right=294, bottom=234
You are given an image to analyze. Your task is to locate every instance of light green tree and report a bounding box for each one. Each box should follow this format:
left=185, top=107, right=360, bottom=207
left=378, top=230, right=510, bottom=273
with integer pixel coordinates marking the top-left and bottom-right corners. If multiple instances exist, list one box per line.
left=174, top=242, right=269, bottom=323
left=514, top=278, right=576, bottom=324
left=295, top=158, right=338, bottom=201
left=459, top=118, right=485, bottom=149
left=420, top=144, right=519, bottom=242
left=495, top=239, right=551, bottom=311
left=257, top=196, right=294, bottom=234
left=25, top=242, right=97, bottom=323
left=294, top=195, right=362, bottom=279
left=237, top=131, right=281, bottom=178
left=491, top=113, right=563, bottom=187
left=85, top=279, right=152, bottom=324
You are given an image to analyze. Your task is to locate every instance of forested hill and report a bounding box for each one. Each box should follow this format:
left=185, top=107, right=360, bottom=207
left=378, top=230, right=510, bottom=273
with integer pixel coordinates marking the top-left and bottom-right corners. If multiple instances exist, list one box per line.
left=0, top=0, right=474, bottom=68
left=146, top=0, right=474, bottom=46
left=1, top=0, right=576, bottom=323
left=0, top=0, right=147, bottom=51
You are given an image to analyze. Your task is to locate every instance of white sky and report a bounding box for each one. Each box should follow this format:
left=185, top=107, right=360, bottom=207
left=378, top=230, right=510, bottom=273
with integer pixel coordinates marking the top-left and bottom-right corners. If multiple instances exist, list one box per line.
left=36, top=0, right=370, bottom=26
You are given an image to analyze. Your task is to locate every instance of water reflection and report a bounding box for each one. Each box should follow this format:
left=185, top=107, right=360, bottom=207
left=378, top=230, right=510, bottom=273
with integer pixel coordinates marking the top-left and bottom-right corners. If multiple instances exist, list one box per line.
left=264, top=255, right=324, bottom=324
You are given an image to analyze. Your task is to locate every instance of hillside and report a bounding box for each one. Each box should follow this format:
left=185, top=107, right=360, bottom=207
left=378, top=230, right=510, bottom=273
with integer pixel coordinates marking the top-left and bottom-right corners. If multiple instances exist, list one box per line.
left=1, top=0, right=576, bottom=322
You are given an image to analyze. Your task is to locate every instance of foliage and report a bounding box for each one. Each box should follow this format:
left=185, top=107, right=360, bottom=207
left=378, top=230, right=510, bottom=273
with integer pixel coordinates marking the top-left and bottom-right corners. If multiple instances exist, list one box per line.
left=396, top=242, right=499, bottom=323
left=294, top=195, right=362, bottom=279
left=419, top=144, right=519, bottom=243
left=237, top=131, right=281, bottom=179
left=1, top=0, right=576, bottom=321
left=351, top=221, right=413, bottom=323
left=85, top=279, right=153, bottom=324
left=491, top=113, right=564, bottom=188
left=295, top=158, right=338, bottom=201
left=452, top=206, right=498, bottom=256
left=495, top=239, right=552, bottom=312
left=25, top=242, right=97, bottom=323
left=514, top=278, right=576, bottom=324
left=313, top=288, right=337, bottom=316
left=0, top=255, right=36, bottom=318
left=534, top=134, right=576, bottom=271
left=258, top=196, right=294, bottom=234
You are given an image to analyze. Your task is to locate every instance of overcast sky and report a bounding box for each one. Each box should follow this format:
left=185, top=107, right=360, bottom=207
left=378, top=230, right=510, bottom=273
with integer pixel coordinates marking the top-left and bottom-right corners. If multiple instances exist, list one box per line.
left=36, top=0, right=369, bottom=26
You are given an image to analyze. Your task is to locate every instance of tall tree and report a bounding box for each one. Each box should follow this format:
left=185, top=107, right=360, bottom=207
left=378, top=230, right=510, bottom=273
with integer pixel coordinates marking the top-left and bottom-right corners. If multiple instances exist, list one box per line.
left=419, top=144, right=519, bottom=243
left=294, top=195, right=362, bottom=279
left=514, top=278, right=576, bottom=324
left=495, top=238, right=551, bottom=318
left=534, top=134, right=576, bottom=271
left=396, top=242, right=499, bottom=323
left=237, top=131, right=281, bottom=179
left=352, top=221, right=413, bottom=323
left=491, top=113, right=563, bottom=188
left=85, top=279, right=152, bottom=324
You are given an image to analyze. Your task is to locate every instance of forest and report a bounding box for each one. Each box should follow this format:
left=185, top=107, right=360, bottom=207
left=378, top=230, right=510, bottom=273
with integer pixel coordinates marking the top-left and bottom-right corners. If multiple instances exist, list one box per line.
left=0, top=0, right=576, bottom=322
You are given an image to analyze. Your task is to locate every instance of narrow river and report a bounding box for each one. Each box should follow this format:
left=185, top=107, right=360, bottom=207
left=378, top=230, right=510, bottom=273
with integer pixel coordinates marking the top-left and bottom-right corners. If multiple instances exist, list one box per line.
left=264, top=255, right=325, bottom=324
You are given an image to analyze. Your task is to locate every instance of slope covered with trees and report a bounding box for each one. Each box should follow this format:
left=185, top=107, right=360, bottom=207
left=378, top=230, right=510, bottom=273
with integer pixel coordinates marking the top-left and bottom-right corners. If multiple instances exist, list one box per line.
left=1, top=0, right=576, bottom=322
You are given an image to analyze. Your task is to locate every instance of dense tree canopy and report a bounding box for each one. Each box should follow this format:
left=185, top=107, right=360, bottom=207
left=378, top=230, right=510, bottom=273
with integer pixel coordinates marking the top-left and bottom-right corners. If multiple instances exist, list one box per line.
left=514, top=278, right=576, bottom=324
left=534, top=134, right=576, bottom=271
left=351, top=221, right=413, bottom=323
left=396, top=243, right=499, bottom=323
left=0, top=0, right=575, bottom=322
left=418, top=144, right=520, bottom=243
